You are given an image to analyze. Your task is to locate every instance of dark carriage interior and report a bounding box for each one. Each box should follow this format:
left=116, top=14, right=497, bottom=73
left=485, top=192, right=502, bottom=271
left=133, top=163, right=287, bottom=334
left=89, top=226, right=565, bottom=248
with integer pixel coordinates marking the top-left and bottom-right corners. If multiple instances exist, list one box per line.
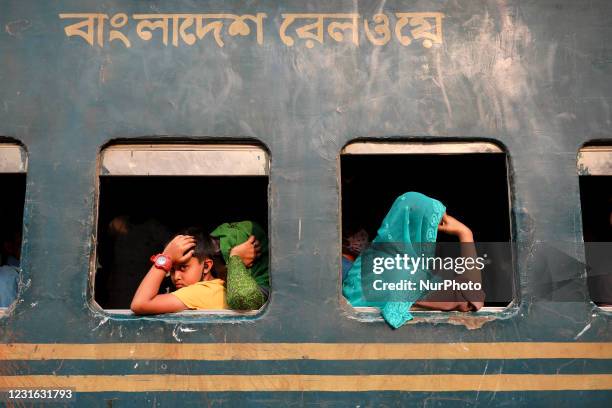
left=94, top=175, right=269, bottom=309
left=341, top=152, right=514, bottom=307
left=0, top=173, right=26, bottom=267
left=579, top=175, right=612, bottom=305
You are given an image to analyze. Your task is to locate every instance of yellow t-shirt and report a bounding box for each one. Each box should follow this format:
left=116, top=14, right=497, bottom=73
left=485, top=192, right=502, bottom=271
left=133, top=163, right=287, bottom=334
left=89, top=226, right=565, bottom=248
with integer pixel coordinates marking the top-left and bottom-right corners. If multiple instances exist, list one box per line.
left=171, top=279, right=228, bottom=310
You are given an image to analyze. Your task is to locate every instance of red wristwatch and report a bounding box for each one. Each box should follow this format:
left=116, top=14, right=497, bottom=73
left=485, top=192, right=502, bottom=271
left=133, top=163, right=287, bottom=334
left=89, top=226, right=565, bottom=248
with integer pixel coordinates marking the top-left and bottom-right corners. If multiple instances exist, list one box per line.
left=150, top=254, right=173, bottom=272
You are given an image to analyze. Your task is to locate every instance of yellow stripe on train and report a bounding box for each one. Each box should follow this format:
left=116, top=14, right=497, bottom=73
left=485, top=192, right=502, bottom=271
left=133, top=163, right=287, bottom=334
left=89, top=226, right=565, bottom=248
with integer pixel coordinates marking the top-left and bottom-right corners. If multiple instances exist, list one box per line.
left=1, top=343, right=612, bottom=360
left=1, top=374, right=612, bottom=392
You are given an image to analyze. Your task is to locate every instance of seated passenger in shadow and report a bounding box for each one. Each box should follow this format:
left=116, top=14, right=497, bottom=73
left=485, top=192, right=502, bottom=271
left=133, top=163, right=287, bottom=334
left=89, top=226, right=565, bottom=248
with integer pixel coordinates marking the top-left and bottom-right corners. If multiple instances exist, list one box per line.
left=342, top=192, right=485, bottom=328
left=97, top=216, right=172, bottom=309
left=0, top=229, right=21, bottom=307
left=342, top=228, right=369, bottom=282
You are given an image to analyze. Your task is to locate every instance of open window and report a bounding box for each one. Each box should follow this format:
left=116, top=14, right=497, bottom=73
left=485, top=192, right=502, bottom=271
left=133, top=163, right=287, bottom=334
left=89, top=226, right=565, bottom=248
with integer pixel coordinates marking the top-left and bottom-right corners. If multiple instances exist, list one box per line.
left=340, top=141, right=514, bottom=314
left=93, top=143, right=269, bottom=315
left=0, top=143, right=27, bottom=314
left=578, top=145, right=612, bottom=308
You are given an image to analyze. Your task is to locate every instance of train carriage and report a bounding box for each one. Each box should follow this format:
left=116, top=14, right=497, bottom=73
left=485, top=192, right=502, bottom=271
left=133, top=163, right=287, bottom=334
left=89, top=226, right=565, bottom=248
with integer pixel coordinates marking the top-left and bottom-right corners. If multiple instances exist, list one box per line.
left=1, top=0, right=612, bottom=406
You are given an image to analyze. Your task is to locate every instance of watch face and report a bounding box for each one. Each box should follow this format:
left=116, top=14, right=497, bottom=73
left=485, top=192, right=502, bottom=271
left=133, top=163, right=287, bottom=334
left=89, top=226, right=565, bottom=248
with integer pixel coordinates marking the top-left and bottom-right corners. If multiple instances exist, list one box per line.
left=157, top=256, right=167, bottom=265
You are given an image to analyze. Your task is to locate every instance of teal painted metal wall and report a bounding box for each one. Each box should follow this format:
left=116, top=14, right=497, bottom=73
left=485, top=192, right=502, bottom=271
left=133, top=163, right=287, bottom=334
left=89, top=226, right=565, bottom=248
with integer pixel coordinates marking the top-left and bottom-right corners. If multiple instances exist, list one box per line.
left=1, top=0, right=611, bottom=405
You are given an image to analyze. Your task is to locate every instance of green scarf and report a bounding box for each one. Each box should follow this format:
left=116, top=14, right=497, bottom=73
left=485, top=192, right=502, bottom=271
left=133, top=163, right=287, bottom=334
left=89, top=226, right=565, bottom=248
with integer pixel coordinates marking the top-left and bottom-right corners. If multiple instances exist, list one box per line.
left=210, top=221, right=269, bottom=289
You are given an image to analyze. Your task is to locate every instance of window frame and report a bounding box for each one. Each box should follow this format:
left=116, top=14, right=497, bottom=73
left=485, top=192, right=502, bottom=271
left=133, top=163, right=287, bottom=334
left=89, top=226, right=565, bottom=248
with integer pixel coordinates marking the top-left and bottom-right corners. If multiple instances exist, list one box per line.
left=577, top=144, right=612, bottom=313
left=89, top=142, right=271, bottom=319
left=0, top=142, right=27, bottom=316
left=338, top=140, right=517, bottom=323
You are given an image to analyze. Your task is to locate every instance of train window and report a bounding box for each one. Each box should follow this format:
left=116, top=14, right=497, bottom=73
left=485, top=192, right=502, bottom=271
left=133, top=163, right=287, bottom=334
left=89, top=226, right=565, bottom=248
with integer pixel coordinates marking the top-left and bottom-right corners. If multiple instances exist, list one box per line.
left=340, top=141, right=514, bottom=317
left=0, top=143, right=27, bottom=314
left=578, top=145, right=612, bottom=309
left=93, top=144, right=270, bottom=316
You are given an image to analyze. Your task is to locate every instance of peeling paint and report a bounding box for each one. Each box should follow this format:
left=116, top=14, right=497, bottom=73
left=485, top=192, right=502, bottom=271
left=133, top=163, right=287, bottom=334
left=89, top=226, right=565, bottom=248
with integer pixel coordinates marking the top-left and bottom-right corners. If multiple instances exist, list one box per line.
left=171, top=325, right=182, bottom=342
left=574, top=323, right=592, bottom=340
left=92, top=317, right=109, bottom=331
left=5, top=19, right=31, bottom=36
left=445, top=315, right=496, bottom=330
left=179, top=326, right=197, bottom=333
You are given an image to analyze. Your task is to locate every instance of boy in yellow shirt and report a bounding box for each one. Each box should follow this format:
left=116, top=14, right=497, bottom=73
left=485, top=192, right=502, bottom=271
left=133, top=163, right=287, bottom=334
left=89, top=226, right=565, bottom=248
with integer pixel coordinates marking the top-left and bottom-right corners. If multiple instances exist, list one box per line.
left=130, top=228, right=256, bottom=314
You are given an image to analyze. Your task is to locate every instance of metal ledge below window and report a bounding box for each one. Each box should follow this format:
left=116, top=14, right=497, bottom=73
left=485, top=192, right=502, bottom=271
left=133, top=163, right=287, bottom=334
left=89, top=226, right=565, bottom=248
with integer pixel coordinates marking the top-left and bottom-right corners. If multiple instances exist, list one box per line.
left=100, top=144, right=269, bottom=176
left=354, top=306, right=508, bottom=314
left=103, top=308, right=261, bottom=317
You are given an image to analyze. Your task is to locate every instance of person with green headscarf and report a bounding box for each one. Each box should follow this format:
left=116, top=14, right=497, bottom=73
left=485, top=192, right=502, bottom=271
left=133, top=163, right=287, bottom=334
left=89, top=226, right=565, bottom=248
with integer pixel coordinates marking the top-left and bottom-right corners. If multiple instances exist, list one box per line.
left=210, top=221, right=269, bottom=310
left=342, top=192, right=484, bottom=328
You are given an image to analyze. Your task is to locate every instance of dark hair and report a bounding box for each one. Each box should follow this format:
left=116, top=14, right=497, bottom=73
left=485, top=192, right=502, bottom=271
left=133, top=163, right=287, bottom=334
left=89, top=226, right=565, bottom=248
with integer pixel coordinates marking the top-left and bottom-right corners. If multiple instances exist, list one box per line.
left=178, top=227, right=216, bottom=263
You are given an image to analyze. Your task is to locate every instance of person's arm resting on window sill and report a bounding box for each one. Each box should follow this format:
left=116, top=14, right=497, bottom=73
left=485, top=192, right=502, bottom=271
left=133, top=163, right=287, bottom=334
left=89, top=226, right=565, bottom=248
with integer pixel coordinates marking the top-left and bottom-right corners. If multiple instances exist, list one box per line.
left=130, top=235, right=194, bottom=315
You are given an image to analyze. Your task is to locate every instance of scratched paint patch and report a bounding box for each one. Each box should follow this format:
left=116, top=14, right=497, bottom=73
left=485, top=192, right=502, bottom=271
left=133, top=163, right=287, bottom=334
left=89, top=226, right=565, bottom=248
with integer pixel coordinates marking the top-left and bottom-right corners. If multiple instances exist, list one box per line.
left=5, top=19, right=31, bottom=36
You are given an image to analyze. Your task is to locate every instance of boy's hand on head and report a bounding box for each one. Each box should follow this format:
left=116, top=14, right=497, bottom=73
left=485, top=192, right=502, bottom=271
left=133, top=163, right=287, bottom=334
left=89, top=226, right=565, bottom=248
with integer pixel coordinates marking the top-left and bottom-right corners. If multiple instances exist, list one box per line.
left=230, top=235, right=259, bottom=268
left=163, top=235, right=196, bottom=264
left=438, top=213, right=473, bottom=242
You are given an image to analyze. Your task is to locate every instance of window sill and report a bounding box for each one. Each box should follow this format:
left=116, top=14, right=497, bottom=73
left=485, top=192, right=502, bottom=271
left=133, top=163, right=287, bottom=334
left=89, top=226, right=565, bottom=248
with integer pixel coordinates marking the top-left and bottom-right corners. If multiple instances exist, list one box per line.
left=103, top=308, right=260, bottom=317
left=353, top=306, right=509, bottom=314
left=347, top=304, right=517, bottom=329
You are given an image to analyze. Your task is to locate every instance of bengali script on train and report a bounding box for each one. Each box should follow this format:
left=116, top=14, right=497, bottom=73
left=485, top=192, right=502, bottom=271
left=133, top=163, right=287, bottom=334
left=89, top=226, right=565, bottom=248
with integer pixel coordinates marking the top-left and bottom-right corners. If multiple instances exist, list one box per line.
left=58, top=11, right=444, bottom=49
